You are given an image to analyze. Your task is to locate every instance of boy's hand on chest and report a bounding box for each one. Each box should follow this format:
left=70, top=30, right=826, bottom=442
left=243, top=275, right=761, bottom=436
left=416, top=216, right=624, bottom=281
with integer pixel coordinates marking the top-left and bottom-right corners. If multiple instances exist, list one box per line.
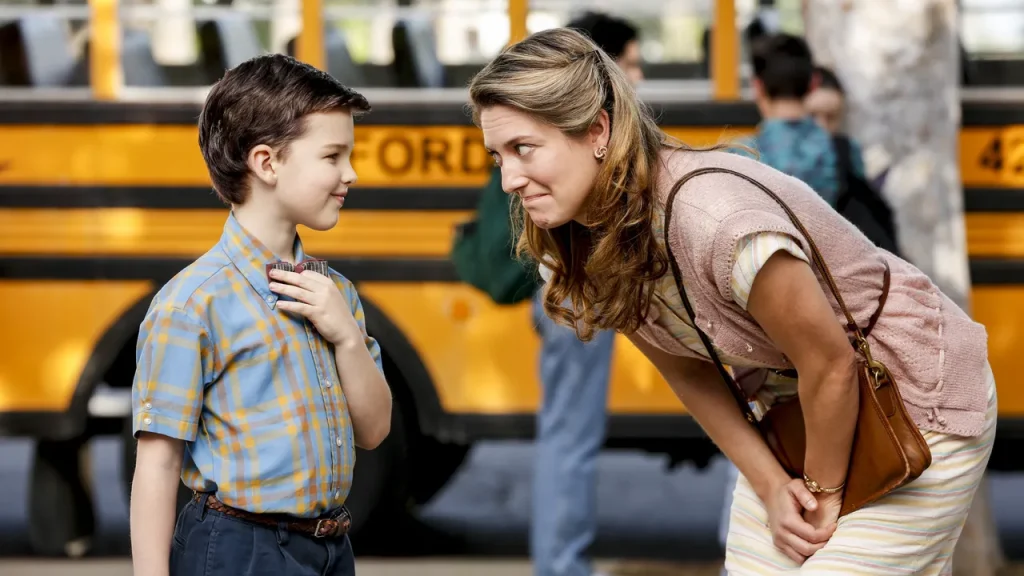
left=268, top=268, right=361, bottom=346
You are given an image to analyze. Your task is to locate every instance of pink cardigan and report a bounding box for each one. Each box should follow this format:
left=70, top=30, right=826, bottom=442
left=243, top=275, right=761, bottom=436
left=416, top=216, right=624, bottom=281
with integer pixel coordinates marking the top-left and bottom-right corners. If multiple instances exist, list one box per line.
left=633, top=148, right=990, bottom=437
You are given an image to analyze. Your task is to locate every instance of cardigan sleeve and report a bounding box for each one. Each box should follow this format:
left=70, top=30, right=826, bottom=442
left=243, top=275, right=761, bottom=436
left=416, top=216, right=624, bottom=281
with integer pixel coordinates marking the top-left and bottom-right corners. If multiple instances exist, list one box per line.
left=709, top=209, right=808, bottom=305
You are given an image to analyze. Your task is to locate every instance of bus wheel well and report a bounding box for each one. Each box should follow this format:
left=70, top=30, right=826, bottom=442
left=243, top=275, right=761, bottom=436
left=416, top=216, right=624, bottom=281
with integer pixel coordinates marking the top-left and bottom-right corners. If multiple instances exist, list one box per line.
left=58, top=292, right=158, bottom=440
left=357, top=296, right=446, bottom=440
left=102, top=328, right=141, bottom=389
left=358, top=297, right=469, bottom=506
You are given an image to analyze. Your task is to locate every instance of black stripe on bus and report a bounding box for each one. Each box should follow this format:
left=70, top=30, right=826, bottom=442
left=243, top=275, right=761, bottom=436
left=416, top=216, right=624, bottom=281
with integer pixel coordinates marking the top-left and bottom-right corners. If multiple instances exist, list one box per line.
left=962, top=187, right=1024, bottom=212
left=1, top=255, right=1023, bottom=286
left=0, top=185, right=482, bottom=211
left=0, top=100, right=1020, bottom=127
left=4, top=185, right=1024, bottom=213
left=0, top=256, right=459, bottom=283
left=970, top=258, right=1024, bottom=285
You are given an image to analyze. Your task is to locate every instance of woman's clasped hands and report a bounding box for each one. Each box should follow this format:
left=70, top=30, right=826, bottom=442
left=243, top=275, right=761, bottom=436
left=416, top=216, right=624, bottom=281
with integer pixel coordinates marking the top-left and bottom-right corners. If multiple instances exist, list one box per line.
left=765, top=478, right=841, bottom=564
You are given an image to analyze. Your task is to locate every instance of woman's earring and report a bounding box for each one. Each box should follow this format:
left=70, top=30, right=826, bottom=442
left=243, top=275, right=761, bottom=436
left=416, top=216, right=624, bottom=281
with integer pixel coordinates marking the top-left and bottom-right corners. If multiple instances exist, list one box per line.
left=594, top=146, right=608, bottom=160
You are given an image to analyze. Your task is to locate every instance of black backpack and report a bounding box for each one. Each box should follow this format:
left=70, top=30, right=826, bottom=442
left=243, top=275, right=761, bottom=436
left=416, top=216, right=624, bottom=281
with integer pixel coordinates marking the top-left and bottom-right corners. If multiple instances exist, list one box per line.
left=833, top=135, right=902, bottom=257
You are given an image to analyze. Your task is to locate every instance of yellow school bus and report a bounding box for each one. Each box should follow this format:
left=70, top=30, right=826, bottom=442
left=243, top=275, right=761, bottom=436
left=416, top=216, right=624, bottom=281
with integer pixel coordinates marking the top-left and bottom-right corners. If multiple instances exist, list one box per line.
left=2, top=0, right=1024, bottom=557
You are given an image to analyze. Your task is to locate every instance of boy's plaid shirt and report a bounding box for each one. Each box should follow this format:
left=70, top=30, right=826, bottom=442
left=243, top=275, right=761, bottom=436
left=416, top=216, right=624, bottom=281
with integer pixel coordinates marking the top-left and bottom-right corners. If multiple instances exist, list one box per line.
left=132, top=213, right=383, bottom=518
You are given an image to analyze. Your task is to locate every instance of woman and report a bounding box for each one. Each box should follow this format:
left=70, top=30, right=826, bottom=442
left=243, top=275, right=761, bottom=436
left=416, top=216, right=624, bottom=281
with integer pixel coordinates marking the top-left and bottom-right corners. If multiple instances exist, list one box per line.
left=469, top=28, right=996, bottom=574
left=804, top=66, right=847, bottom=137
left=806, top=65, right=890, bottom=193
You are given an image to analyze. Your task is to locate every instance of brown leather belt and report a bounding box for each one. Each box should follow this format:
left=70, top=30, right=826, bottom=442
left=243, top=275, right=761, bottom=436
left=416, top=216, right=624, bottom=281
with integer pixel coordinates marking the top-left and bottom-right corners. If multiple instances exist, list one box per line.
left=195, top=492, right=352, bottom=539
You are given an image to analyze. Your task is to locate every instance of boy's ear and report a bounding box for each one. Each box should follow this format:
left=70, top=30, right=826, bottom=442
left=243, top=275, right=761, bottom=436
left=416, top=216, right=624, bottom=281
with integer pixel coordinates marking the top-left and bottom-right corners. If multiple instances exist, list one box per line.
left=751, top=77, right=766, bottom=100
left=247, top=144, right=277, bottom=187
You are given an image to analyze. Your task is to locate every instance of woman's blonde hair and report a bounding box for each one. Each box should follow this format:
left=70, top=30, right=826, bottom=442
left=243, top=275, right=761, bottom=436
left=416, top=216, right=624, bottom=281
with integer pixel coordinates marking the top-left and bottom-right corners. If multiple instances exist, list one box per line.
left=468, top=27, right=719, bottom=341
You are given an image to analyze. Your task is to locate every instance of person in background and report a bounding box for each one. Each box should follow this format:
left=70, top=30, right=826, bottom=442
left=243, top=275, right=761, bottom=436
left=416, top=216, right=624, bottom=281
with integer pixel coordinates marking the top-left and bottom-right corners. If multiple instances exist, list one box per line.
left=736, top=34, right=867, bottom=206
left=529, top=12, right=642, bottom=576
left=566, top=11, right=644, bottom=86
left=804, top=65, right=846, bottom=136
left=805, top=65, right=879, bottom=189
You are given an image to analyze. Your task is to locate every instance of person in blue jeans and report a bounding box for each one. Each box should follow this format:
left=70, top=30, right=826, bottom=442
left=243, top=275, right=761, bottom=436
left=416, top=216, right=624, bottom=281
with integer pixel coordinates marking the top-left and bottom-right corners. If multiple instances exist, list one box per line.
left=528, top=12, right=642, bottom=576
left=532, top=293, right=616, bottom=576
left=717, top=33, right=868, bottom=570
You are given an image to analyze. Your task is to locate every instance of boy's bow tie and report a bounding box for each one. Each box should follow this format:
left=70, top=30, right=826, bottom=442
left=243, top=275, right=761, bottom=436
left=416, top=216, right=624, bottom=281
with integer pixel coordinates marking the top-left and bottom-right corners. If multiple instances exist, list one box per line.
left=265, top=258, right=329, bottom=281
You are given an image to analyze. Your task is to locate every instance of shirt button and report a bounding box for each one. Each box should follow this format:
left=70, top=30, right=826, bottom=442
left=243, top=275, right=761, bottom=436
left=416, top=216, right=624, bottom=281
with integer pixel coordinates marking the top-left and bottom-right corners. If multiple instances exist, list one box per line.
left=325, top=380, right=332, bottom=388
left=265, top=295, right=275, bottom=304
left=336, top=437, right=343, bottom=447
left=143, top=417, right=152, bottom=425
left=335, top=491, right=341, bottom=501
left=145, top=402, right=153, bottom=410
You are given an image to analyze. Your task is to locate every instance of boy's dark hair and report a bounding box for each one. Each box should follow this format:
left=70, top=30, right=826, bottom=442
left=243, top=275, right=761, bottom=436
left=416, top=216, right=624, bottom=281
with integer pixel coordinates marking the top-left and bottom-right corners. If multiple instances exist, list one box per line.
left=744, top=16, right=770, bottom=49
left=565, top=11, right=639, bottom=60
left=750, top=33, right=815, bottom=100
left=814, top=65, right=843, bottom=94
left=198, top=54, right=371, bottom=205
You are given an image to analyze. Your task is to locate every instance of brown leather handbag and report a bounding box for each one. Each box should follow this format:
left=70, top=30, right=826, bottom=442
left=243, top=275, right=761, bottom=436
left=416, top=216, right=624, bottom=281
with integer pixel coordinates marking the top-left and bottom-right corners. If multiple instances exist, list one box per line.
left=662, top=167, right=932, bottom=516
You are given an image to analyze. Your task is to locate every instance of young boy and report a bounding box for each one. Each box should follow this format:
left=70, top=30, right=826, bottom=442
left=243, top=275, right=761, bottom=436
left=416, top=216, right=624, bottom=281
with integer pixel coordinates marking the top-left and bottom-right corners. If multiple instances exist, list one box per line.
left=129, top=54, right=392, bottom=576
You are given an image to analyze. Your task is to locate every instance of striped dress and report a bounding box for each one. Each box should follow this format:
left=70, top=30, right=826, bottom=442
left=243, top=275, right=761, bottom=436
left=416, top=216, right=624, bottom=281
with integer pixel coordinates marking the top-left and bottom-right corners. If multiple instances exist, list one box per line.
left=650, top=226, right=997, bottom=574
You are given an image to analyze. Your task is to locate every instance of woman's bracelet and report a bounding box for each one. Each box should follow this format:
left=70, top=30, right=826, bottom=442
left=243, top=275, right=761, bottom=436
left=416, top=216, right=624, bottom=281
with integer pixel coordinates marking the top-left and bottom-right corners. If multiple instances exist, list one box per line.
left=803, top=473, right=845, bottom=495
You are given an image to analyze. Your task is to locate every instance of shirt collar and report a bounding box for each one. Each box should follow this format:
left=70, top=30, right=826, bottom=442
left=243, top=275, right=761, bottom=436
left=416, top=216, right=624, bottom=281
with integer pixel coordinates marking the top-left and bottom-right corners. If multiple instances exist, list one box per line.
left=218, top=212, right=308, bottom=308
left=759, top=115, right=818, bottom=133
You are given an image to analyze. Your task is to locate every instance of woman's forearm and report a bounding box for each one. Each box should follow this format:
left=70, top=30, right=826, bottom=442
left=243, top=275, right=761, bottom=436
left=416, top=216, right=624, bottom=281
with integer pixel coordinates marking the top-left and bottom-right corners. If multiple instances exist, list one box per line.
left=626, top=327, right=792, bottom=502
left=669, top=360, right=791, bottom=501
left=799, top=361, right=859, bottom=491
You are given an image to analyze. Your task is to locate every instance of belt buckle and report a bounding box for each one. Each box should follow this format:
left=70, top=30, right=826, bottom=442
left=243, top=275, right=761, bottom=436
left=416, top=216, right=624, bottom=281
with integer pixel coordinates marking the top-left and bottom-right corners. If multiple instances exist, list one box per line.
left=314, top=506, right=351, bottom=538
left=314, top=518, right=330, bottom=538
left=337, top=506, right=352, bottom=533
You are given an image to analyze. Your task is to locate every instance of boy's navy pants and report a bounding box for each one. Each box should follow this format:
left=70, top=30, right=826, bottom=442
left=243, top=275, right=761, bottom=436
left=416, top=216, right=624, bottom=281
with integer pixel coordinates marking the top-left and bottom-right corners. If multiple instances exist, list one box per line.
left=171, top=493, right=356, bottom=576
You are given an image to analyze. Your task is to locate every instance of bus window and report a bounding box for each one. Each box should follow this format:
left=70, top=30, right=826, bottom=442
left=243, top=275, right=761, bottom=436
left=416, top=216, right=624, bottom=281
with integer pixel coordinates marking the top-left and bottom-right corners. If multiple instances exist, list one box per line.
left=961, top=0, right=1024, bottom=86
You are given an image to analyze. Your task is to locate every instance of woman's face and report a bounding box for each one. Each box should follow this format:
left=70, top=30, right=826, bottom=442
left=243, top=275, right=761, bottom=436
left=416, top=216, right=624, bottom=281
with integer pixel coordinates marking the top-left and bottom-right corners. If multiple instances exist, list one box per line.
left=480, top=104, right=609, bottom=229
left=805, top=87, right=845, bottom=135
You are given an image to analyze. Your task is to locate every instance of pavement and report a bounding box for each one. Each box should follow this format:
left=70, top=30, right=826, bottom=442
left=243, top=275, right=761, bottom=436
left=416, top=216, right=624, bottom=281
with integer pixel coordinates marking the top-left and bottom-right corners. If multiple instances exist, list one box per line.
left=1, top=438, right=1024, bottom=562
left=0, top=559, right=731, bottom=576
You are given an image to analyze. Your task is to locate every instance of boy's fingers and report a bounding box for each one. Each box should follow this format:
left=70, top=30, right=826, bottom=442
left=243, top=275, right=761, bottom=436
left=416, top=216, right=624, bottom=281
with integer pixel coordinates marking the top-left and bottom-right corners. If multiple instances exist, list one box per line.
left=270, top=269, right=313, bottom=289
left=275, top=301, right=314, bottom=317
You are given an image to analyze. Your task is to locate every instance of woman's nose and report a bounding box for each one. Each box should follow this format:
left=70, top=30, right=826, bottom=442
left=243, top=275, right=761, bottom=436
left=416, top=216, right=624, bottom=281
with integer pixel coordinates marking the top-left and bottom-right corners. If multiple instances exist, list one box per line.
left=502, top=169, right=529, bottom=195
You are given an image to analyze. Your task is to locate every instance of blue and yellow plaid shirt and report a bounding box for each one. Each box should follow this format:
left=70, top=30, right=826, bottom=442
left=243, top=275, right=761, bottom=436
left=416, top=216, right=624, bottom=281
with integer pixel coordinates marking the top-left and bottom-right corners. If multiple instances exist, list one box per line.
left=734, top=116, right=866, bottom=206
left=131, top=212, right=383, bottom=518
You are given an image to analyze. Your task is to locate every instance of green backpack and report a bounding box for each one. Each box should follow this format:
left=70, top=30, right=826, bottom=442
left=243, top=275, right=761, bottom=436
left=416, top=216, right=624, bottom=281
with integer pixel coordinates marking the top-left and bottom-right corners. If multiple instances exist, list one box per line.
left=451, top=167, right=539, bottom=305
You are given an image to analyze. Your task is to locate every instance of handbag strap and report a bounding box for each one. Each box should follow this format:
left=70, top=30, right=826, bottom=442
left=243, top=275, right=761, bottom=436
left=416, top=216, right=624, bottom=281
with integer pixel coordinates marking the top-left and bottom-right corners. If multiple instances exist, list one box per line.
left=862, top=261, right=889, bottom=338
left=661, top=166, right=890, bottom=423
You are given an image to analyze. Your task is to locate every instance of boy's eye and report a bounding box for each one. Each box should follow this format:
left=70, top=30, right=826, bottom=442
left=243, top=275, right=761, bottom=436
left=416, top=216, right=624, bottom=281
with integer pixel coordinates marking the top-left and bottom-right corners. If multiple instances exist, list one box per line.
left=515, top=144, right=532, bottom=155
left=326, top=153, right=339, bottom=161
left=490, top=152, right=502, bottom=167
